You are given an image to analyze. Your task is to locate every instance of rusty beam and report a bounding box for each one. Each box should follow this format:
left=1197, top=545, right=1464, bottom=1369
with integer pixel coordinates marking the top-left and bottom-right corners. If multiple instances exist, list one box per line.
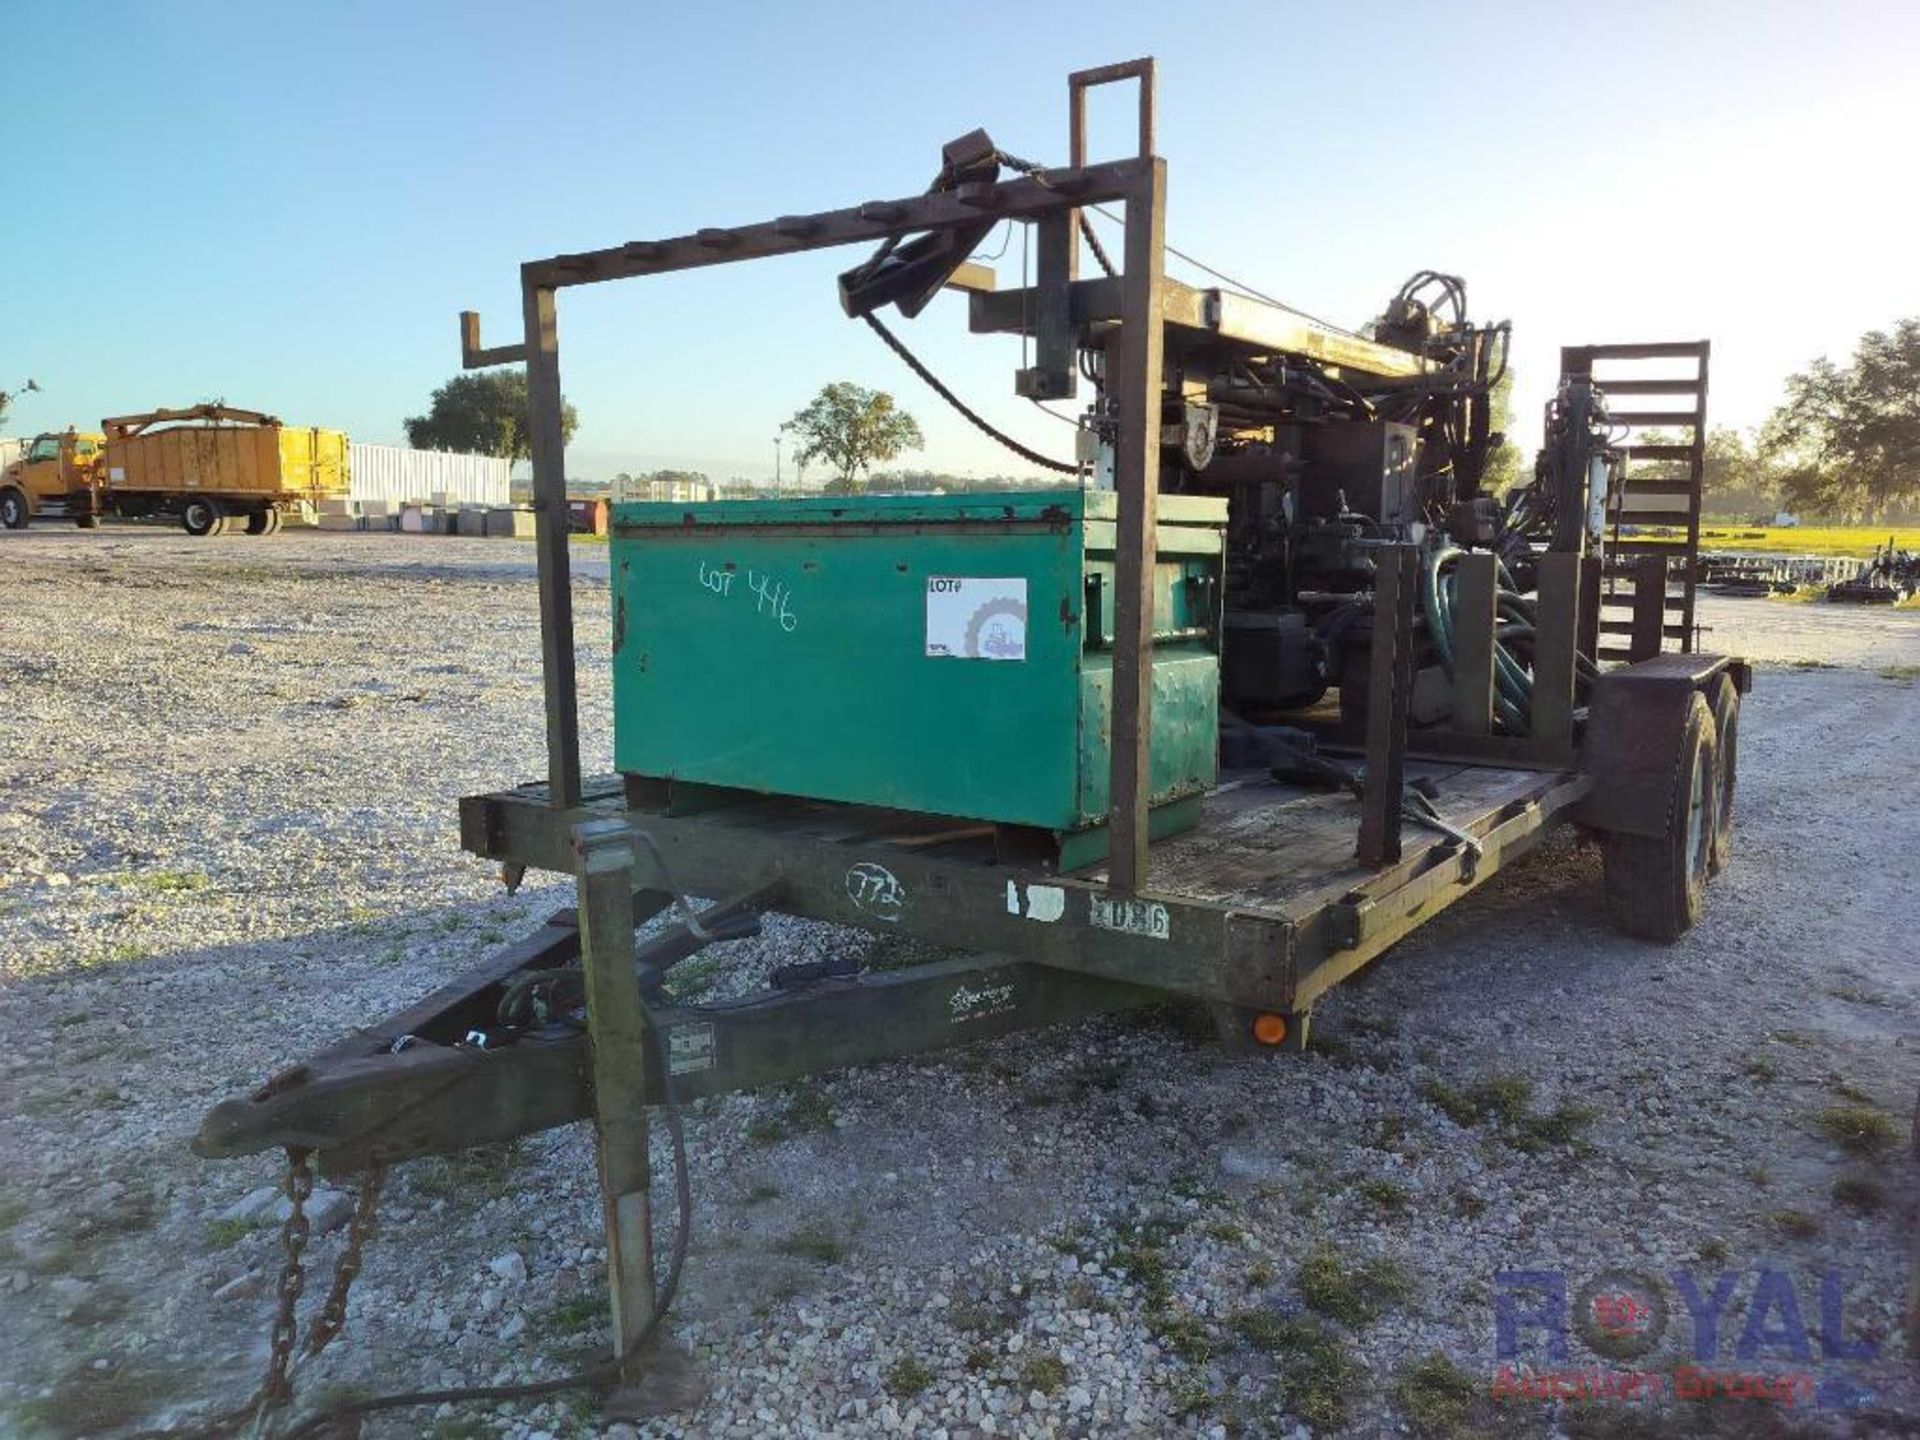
left=1450, top=551, right=1498, bottom=736
left=523, top=280, right=583, bottom=808
left=522, top=159, right=1149, bottom=290
left=460, top=311, right=528, bottom=369
left=573, top=819, right=656, bottom=1368
left=1106, top=159, right=1167, bottom=895
left=1357, top=546, right=1417, bottom=866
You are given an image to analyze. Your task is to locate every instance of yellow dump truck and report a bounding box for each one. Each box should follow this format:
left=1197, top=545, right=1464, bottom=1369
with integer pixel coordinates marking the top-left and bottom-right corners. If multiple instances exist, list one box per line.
left=0, top=404, right=349, bottom=536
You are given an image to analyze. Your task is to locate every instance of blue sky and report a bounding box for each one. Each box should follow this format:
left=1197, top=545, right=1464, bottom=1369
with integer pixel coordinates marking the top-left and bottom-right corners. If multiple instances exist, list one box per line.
left=5, top=1, right=1916, bottom=482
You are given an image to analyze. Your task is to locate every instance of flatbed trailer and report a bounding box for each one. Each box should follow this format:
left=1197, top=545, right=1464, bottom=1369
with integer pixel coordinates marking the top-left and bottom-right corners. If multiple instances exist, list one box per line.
left=193, top=57, right=1748, bottom=1432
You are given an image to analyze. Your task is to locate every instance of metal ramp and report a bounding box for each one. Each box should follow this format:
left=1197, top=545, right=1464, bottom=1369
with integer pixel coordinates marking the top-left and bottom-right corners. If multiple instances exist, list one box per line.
left=1560, top=340, right=1711, bottom=661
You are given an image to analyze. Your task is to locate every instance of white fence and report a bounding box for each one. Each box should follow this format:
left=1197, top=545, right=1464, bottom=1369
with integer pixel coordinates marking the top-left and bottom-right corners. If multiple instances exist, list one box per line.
left=347, top=443, right=509, bottom=507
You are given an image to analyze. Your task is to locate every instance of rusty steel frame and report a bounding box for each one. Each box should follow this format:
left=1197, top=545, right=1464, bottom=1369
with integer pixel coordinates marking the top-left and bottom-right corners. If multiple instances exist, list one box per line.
left=449, top=61, right=1179, bottom=1377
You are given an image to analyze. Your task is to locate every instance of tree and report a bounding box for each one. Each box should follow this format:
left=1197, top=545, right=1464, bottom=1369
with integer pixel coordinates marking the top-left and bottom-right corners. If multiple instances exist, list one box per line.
left=404, top=372, right=578, bottom=462
left=1481, top=365, right=1521, bottom=494
left=1761, top=319, right=1920, bottom=519
left=0, top=377, right=40, bottom=430
left=782, top=382, right=923, bottom=492
left=1633, top=425, right=1779, bottom=517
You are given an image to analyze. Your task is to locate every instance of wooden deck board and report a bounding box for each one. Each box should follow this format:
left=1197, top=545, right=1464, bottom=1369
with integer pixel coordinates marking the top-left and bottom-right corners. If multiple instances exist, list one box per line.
left=602, top=759, right=1567, bottom=924
left=1096, top=763, right=1563, bottom=915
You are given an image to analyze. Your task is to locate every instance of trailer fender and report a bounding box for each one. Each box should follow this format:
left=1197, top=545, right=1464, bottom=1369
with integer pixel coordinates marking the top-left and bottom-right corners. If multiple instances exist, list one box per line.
left=1576, top=654, right=1747, bottom=839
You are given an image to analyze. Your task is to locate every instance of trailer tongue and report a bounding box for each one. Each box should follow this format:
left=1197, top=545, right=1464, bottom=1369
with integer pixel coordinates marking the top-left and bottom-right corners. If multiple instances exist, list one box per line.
left=193, top=57, right=1747, bottom=1433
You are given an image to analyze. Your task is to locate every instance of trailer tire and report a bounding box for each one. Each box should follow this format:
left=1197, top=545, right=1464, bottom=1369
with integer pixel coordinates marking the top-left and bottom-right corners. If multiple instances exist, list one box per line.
left=1, top=488, right=29, bottom=529
left=75, top=513, right=100, bottom=530
left=1706, top=674, right=1738, bottom=875
left=244, top=508, right=273, bottom=536
left=263, top=507, right=283, bottom=535
left=1603, top=691, right=1717, bottom=943
left=182, top=498, right=222, bottom=537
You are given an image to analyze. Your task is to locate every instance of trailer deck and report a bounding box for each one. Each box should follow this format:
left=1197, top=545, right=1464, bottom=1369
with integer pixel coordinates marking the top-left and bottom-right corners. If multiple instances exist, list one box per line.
left=198, top=756, right=1589, bottom=1177
left=465, top=757, right=1590, bottom=1018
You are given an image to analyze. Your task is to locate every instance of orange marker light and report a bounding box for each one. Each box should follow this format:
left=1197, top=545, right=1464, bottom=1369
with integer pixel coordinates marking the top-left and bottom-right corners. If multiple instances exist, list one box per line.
left=1252, top=1013, right=1288, bottom=1046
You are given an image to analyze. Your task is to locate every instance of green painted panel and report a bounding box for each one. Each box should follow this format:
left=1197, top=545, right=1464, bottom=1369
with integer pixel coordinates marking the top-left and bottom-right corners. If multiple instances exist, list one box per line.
left=610, top=489, right=1224, bottom=837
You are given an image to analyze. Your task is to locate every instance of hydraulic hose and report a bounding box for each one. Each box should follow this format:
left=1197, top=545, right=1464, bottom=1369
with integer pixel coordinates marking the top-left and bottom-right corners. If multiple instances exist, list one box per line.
left=1419, top=545, right=1598, bottom=736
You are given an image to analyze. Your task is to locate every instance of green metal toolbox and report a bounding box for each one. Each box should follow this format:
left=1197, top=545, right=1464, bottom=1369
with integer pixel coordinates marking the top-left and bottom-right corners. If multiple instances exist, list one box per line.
left=609, top=489, right=1226, bottom=865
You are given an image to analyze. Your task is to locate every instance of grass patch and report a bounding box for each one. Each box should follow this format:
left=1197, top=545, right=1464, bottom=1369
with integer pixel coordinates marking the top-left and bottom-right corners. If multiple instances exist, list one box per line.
left=1787, top=657, right=1838, bottom=670
left=1877, top=664, right=1920, bottom=684
left=1062, top=1278, right=1117, bottom=1316
left=1422, top=1074, right=1533, bottom=1128
left=948, top=1299, right=1004, bottom=1335
left=664, top=952, right=728, bottom=1001
left=743, top=1181, right=782, bottom=1204
left=1296, top=1243, right=1415, bottom=1327
left=125, top=869, right=210, bottom=893
left=1768, top=1209, right=1820, bottom=1240
left=1693, top=523, right=1920, bottom=559
left=1697, top=1237, right=1731, bottom=1264
left=1108, top=1214, right=1184, bottom=1308
left=1811, top=1104, right=1900, bottom=1157
left=0, top=1195, right=28, bottom=1232
left=12, top=1363, right=178, bottom=1439
left=1826, top=1075, right=1875, bottom=1104
left=1165, top=1373, right=1215, bottom=1417
left=1419, top=1073, right=1593, bottom=1152
left=205, top=1218, right=255, bottom=1249
left=427, top=1417, right=491, bottom=1440
left=1742, top=1056, right=1777, bottom=1083
left=1357, top=1177, right=1411, bottom=1213
left=542, top=1294, right=603, bottom=1336
left=1372, top=1113, right=1416, bottom=1153
left=1236, top=1313, right=1361, bottom=1430
left=1202, top=1220, right=1244, bottom=1243
left=747, top=1082, right=837, bottom=1145
left=409, top=1142, right=525, bottom=1202
left=773, top=1223, right=845, bottom=1265
left=1017, top=1352, right=1068, bottom=1395
left=884, top=1355, right=933, bottom=1395
left=1831, top=1176, right=1886, bottom=1213
left=1148, top=1305, right=1216, bottom=1363
left=1391, top=1352, right=1478, bottom=1438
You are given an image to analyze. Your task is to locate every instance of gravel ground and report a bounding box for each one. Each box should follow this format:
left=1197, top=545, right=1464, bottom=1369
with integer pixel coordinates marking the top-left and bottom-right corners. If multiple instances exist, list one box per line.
left=2, top=527, right=1917, bottom=1440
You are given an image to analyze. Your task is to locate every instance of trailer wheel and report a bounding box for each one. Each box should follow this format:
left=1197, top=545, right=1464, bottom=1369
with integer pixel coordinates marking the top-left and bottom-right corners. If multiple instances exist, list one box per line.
left=74, top=513, right=100, bottom=530
left=1603, top=691, right=1717, bottom=943
left=244, top=508, right=273, bottom=536
left=0, top=488, right=28, bottom=530
left=1706, top=674, right=1738, bottom=875
left=182, top=498, right=222, bottom=537
left=263, top=507, right=283, bottom=535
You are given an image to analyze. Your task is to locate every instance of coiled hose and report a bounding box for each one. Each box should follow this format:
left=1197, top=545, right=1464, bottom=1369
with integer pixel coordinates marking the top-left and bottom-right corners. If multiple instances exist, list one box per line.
left=1419, top=545, right=1599, bottom=735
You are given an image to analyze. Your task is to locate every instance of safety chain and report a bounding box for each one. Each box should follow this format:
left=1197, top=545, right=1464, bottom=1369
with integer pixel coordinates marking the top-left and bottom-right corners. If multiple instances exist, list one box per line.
left=303, top=1160, right=387, bottom=1358
left=258, top=1147, right=316, bottom=1414
left=991, top=149, right=1118, bottom=278
left=864, top=314, right=1080, bottom=475
left=127, top=1148, right=388, bottom=1440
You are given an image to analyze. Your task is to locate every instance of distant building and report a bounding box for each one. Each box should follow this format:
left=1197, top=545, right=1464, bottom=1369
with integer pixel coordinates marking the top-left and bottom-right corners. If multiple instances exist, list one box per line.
left=611, top=472, right=718, bottom=504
